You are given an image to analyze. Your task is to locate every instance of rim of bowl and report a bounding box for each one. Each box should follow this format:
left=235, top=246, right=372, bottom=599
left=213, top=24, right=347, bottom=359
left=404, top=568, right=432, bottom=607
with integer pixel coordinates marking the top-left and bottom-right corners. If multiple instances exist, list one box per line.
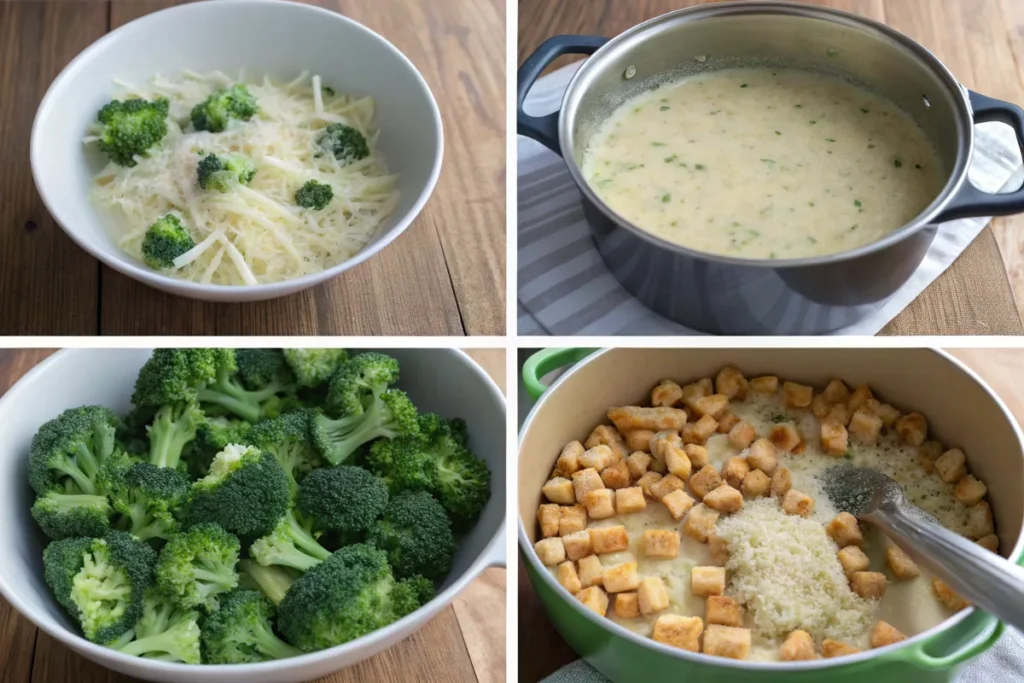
left=517, top=347, right=1024, bottom=671
left=0, top=348, right=506, bottom=676
left=30, top=0, right=444, bottom=299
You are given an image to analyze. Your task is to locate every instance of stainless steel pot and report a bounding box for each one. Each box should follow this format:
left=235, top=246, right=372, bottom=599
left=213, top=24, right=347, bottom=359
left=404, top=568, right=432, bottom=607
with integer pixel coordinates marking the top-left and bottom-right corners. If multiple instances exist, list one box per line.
left=517, top=2, right=1024, bottom=335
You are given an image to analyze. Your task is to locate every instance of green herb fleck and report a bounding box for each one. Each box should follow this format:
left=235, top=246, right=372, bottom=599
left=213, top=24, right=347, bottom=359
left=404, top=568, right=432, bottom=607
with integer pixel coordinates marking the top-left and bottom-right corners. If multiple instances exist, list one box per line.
left=760, top=158, right=776, bottom=165
left=661, top=193, right=671, bottom=203
left=670, top=220, right=678, bottom=227
left=825, top=138, right=836, bottom=143
left=795, top=104, right=803, bottom=108
left=740, top=84, right=749, bottom=88
left=695, top=163, right=706, bottom=170
left=664, top=154, right=678, bottom=163
left=769, top=251, right=777, bottom=259
left=915, top=163, right=922, bottom=169
left=894, top=158, right=903, bottom=168
left=868, top=144, right=876, bottom=149
left=807, top=236, right=818, bottom=244
left=775, top=130, right=782, bottom=136
left=810, top=120, right=817, bottom=125
left=854, top=199, right=862, bottom=208
left=660, top=105, right=671, bottom=111
left=651, top=141, right=667, bottom=147
left=850, top=224, right=859, bottom=231
left=860, top=108, right=870, bottom=114
left=827, top=47, right=839, bottom=57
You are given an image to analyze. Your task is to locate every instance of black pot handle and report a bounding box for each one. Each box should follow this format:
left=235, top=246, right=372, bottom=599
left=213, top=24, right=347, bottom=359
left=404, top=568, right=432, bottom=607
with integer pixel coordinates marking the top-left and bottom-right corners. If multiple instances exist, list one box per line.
left=517, top=35, right=608, bottom=154
left=935, top=91, right=1024, bottom=222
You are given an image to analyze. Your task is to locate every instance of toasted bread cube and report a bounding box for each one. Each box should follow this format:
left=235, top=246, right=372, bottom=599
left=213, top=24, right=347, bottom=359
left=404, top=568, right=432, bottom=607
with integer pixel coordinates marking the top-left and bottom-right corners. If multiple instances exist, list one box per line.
left=838, top=546, right=870, bottom=577
left=650, top=430, right=681, bottom=459
left=683, top=504, right=720, bottom=543
left=885, top=545, right=920, bottom=580
left=683, top=415, right=719, bottom=444
left=590, top=525, right=629, bottom=554
left=717, top=410, right=741, bottom=434
left=708, top=533, right=729, bottom=566
left=722, top=457, right=750, bottom=488
left=697, top=377, right=714, bottom=395
left=848, top=409, right=883, bottom=445
left=703, top=624, right=751, bottom=660
left=770, top=467, right=792, bottom=498
left=770, top=424, right=802, bottom=452
left=895, top=412, right=928, bottom=446
left=662, top=488, right=696, bottom=520
left=614, top=591, right=641, bottom=618
left=827, top=404, right=851, bottom=427
left=933, top=579, right=968, bottom=610
left=557, top=561, right=582, bottom=594
left=690, top=465, right=723, bottom=499
left=822, top=640, right=861, bottom=658
left=649, top=473, right=686, bottom=501
left=967, top=501, right=994, bottom=539
left=626, top=451, right=652, bottom=478
left=728, top=421, right=757, bottom=450
left=918, top=440, right=943, bottom=474
left=577, top=554, right=603, bottom=587
left=556, top=441, right=584, bottom=476
left=542, top=477, right=576, bottom=504
left=871, top=621, right=907, bottom=648
left=664, top=444, right=693, bottom=481
left=638, top=576, right=670, bottom=615
left=696, top=393, right=730, bottom=419
left=585, top=488, right=616, bottom=520
left=572, top=468, right=605, bottom=503
left=821, top=421, right=849, bottom=457
left=935, top=448, right=967, bottom=484
left=826, top=512, right=863, bottom=548
left=742, top=469, right=771, bottom=498
left=823, top=379, right=851, bottom=405
left=653, top=614, right=703, bottom=651
left=608, top=406, right=688, bottom=433
left=615, top=486, right=646, bottom=515
left=538, top=504, right=561, bottom=538
left=643, top=529, right=681, bottom=558
left=652, top=379, right=684, bottom=407
left=559, top=505, right=588, bottom=536
left=586, top=425, right=628, bottom=460
left=706, top=595, right=743, bottom=627
left=781, top=489, right=814, bottom=517
left=684, top=444, right=710, bottom=468
left=624, top=429, right=655, bottom=453
left=716, top=366, right=749, bottom=400
left=978, top=534, right=1000, bottom=553
left=704, top=484, right=744, bottom=514
left=562, top=530, right=593, bottom=561
left=602, top=561, right=640, bottom=593
left=750, top=375, right=779, bottom=394
left=534, top=538, right=566, bottom=566
left=650, top=455, right=669, bottom=475
left=783, top=381, right=813, bottom=408
left=576, top=585, right=609, bottom=616
left=680, top=382, right=709, bottom=413
left=850, top=571, right=887, bottom=599
left=746, top=438, right=778, bottom=474
left=780, top=630, right=816, bottom=661
left=847, top=385, right=873, bottom=413
left=580, top=445, right=615, bottom=471
left=600, top=459, right=632, bottom=490
left=637, top=471, right=664, bottom=498
left=811, top=393, right=831, bottom=419
left=954, top=475, right=987, bottom=506
left=876, top=403, right=900, bottom=427
left=692, top=566, right=726, bottom=597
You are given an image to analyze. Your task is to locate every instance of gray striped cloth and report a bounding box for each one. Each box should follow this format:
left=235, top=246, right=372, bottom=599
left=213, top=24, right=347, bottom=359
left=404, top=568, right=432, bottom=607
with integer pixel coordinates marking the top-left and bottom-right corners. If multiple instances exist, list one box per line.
left=518, top=63, right=1024, bottom=336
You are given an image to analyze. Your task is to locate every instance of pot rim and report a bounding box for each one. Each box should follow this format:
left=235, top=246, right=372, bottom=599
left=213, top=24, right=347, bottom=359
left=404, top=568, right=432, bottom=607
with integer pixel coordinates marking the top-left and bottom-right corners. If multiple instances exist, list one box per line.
left=517, top=347, right=1023, bottom=671
left=556, top=1, right=975, bottom=270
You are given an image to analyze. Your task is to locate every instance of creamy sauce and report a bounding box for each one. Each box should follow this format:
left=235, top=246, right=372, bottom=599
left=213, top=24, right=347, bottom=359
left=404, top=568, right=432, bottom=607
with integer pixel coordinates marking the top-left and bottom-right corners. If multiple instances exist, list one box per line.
left=581, top=68, right=945, bottom=259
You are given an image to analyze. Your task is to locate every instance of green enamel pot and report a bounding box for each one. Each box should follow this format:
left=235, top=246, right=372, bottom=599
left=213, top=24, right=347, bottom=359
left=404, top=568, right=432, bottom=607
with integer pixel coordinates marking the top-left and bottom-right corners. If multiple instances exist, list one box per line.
left=518, top=348, right=1024, bottom=682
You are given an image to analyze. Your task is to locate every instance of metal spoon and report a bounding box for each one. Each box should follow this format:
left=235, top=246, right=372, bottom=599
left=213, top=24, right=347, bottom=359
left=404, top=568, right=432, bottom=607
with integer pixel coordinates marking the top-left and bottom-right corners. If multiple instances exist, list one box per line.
left=820, top=464, right=1024, bottom=629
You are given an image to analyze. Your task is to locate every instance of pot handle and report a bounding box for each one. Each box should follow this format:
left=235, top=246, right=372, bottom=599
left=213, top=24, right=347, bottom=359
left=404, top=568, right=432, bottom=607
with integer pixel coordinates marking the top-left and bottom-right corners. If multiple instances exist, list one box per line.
left=517, top=35, right=608, bottom=153
left=522, top=348, right=597, bottom=401
left=934, top=91, right=1024, bottom=222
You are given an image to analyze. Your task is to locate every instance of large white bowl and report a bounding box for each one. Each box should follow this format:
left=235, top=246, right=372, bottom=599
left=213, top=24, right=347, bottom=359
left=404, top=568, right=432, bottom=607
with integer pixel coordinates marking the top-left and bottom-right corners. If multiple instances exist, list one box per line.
left=0, top=349, right=505, bottom=682
left=31, top=0, right=444, bottom=302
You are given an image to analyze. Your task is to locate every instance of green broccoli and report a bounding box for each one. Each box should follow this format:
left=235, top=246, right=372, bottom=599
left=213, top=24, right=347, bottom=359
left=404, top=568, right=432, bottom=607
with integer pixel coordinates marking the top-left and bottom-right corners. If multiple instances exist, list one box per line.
left=28, top=405, right=120, bottom=496
left=185, top=416, right=252, bottom=478
left=369, top=490, right=454, bottom=581
left=311, top=388, right=418, bottom=466
left=277, top=544, right=433, bottom=652
left=141, top=214, right=195, bottom=270
left=297, top=466, right=387, bottom=541
left=325, top=352, right=400, bottom=417
left=190, top=84, right=258, bottom=133
left=31, top=490, right=111, bottom=540
left=317, top=123, right=369, bottom=164
left=295, top=180, right=334, bottom=210
left=43, top=532, right=156, bottom=644
left=105, top=461, right=189, bottom=542
left=155, top=523, right=240, bottom=612
left=97, top=97, right=169, bottom=167
left=115, top=590, right=201, bottom=663
left=249, top=508, right=331, bottom=572
left=202, top=589, right=301, bottom=663
left=245, top=410, right=322, bottom=496
left=238, top=559, right=298, bottom=606
left=177, top=444, right=290, bottom=539
left=197, top=153, right=256, bottom=192
left=282, top=349, right=347, bottom=389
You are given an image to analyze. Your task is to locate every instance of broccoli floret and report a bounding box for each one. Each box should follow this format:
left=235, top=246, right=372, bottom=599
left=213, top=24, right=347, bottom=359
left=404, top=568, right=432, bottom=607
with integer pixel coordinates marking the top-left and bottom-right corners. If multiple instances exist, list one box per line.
left=294, top=180, right=333, bottom=210
left=28, top=405, right=120, bottom=496
left=325, top=352, right=401, bottom=417
left=369, top=490, right=454, bottom=581
left=202, top=589, right=301, bottom=663
left=277, top=544, right=432, bottom=652
left=43, top=532, right=156, bottom=644
left=97, top=97, right=169, bottom=167
left=317, top=123, right=369, bottom=164
left=115, top=590, right=201, bottom=663
left=245, top=411, right=322, bottom=497
left=177, top=444, right=290, bottom=539
left=233, top=350, right=298, bottom=420
left=105, top=461, right=189, bottom=542
left=190, top=84, right=258, bottom=133
left=365, top=434, right=437, bottom=495
left=297, top=466, right=387, bottom=541
left=197, top=153, right=256, bottom=192
left=31, top=491, right=112, bottom=540
left=238, top=559, right=298, bottom=606
left=249, top=508, right=331, bottom=572
left=155, top=523, right=240, bottom=612
left=311, top=389, right=418, bottom=466
left=282, top=349, right=347, bottom=389
left=186, top=416, right=252, bottom=478
left=141, top=214, right=195, bottom=270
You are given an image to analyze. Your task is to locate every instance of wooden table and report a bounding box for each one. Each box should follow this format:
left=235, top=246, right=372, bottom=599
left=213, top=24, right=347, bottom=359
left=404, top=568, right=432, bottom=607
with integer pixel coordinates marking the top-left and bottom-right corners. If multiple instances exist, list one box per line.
left=518, top=0, right=1024, bottom=336
left=0, top=0, right=505, bottom=336
left=0, top=348, right=506, bottom=683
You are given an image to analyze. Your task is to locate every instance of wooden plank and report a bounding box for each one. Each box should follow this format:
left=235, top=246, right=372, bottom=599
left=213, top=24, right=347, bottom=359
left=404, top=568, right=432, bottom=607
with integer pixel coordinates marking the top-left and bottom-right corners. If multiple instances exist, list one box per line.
left=31, top=631, right=132, bottom=683
left=451, top=568, right=507, bottom=683
left=0, top=598, right=37, bottom=683
left=0, top=2, right=107, bottom=335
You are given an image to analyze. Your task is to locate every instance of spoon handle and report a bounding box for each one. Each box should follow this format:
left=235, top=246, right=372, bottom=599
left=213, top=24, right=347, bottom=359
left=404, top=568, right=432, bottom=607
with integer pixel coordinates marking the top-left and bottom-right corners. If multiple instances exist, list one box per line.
left=868, top=501, right=1024, bottom=630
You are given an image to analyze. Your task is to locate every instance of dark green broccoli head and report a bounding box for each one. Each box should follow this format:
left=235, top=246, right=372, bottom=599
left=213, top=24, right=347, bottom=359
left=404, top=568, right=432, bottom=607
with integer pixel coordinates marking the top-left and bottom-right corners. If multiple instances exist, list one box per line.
left=177, top=444, right=290, bottom=539
left=28, top=405, right=120, bottom=496
left=141, top=214, right=195, bottom=270
left=186, top=416, right=252, bottom=478
left=190, top=84, right=258, bottom=133
left=155, top=523, right=240, bottom=612
left=245, top=410, right=321, bottom=497
left=295, top=180, right=334, bottom=211
left=325, top=352, right=401, bottom=417
left=249, top=508, right=330, bottom=573
left=369, top=490, right=454, bottom=581
left=311, top=388, right=419, bottom=466
left=105, top=461, right=189, bottom=542
left=297, top=466, right=388, bottom=541
left=197, top=153, right=257, bottom=192
left=115, top=589, right=201, bottom=664
left=317, top=123, right=369, bottom=164
left=365, top=434, right=438, bottom=494
left=201, top=589, right=301, bottom=664
left=31, top=491, right=111, bottom=540
left=282, top=349, right=347, bottom=388
left=97, top=97, right=169, bottom=167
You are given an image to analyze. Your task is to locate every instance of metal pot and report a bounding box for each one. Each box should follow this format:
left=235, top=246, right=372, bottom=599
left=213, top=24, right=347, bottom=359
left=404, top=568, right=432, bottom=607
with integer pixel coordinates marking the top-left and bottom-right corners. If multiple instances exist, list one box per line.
left=518, top=347, right=1024, bottom=682
left=517, top=2, right=1024, bottom=335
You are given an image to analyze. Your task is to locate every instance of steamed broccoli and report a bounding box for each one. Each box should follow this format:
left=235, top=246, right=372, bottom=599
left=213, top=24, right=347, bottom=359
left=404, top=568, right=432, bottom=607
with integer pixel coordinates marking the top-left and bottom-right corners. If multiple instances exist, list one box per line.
left=249, top=508, right=330, bottom=572
left=238, top=559, right=297, bottom=606
left=317, top=123, right=369, bottom=164
left=297, top=466, right=388, bottom=541
left=202, top=589, right=301, bottom=663
left=155, top=523, right=240, bottom=612
left=97, top=97, right=169, bottom=167
left=282, top=349, right=347, bottom=389
left=105, top=461, right=189, bottom=542
left=177, top=444, right=290, bottom=539
left=325, top=352, right=400, bottom=417
left=295, top=180, right=333, bottom=210
left=115, top=590, right=201, bottom=663
left=190, top=84, right=258, bottom=133
left=43, top=532, right=157, bottom=644
left=245, top=410, right=322, bottom=496
left=31, top=490, right=111, bottom=540
left=141, top=214, right=195, bottom=270
left=186, top=416, right=252, bottom=478
left=311, top=389, right=418, bottom=466
left=197, top=153, right=256, bottom=192
left=28, top=405, right=120, bottom=496
left=277, top=544, right=433, bottom=652
left=369, top=490, right=454, bottom=580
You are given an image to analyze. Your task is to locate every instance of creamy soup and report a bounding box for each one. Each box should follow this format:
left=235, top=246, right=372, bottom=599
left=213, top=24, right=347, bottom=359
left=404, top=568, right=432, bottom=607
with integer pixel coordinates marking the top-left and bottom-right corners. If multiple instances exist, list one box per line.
left=581, top=68, right=945, bottom=259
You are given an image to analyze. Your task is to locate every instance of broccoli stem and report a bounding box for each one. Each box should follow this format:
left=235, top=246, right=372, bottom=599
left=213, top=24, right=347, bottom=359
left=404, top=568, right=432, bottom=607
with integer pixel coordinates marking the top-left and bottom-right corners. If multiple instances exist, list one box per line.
left=126, top=503, right=164, bottom=541
left=194, top=370, right=283, bottom=423
left=238, top=560, right=295, bottom=605
left=118, top=622, right=196, bottom=661
left=58, top=449, right=99, bottom=495
left=251, top=621, right=302, bottom=660
left=149, top=404, right=197, bottom=469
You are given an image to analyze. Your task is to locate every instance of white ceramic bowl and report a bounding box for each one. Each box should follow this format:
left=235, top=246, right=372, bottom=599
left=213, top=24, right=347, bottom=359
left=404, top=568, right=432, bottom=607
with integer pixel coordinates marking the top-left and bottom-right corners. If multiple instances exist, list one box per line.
left=31, top=0, right=444, bottom=302
left=0, top=349, right=505, bottom=682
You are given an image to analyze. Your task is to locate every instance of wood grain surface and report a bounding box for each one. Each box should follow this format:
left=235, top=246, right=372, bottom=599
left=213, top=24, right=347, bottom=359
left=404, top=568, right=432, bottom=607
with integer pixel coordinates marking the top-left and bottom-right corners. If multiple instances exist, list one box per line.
left=0, top=348, right=506, bottom=683
left=0, top=0, right=505, bottom=336
left=518, top=0, right=1024, bottom=336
